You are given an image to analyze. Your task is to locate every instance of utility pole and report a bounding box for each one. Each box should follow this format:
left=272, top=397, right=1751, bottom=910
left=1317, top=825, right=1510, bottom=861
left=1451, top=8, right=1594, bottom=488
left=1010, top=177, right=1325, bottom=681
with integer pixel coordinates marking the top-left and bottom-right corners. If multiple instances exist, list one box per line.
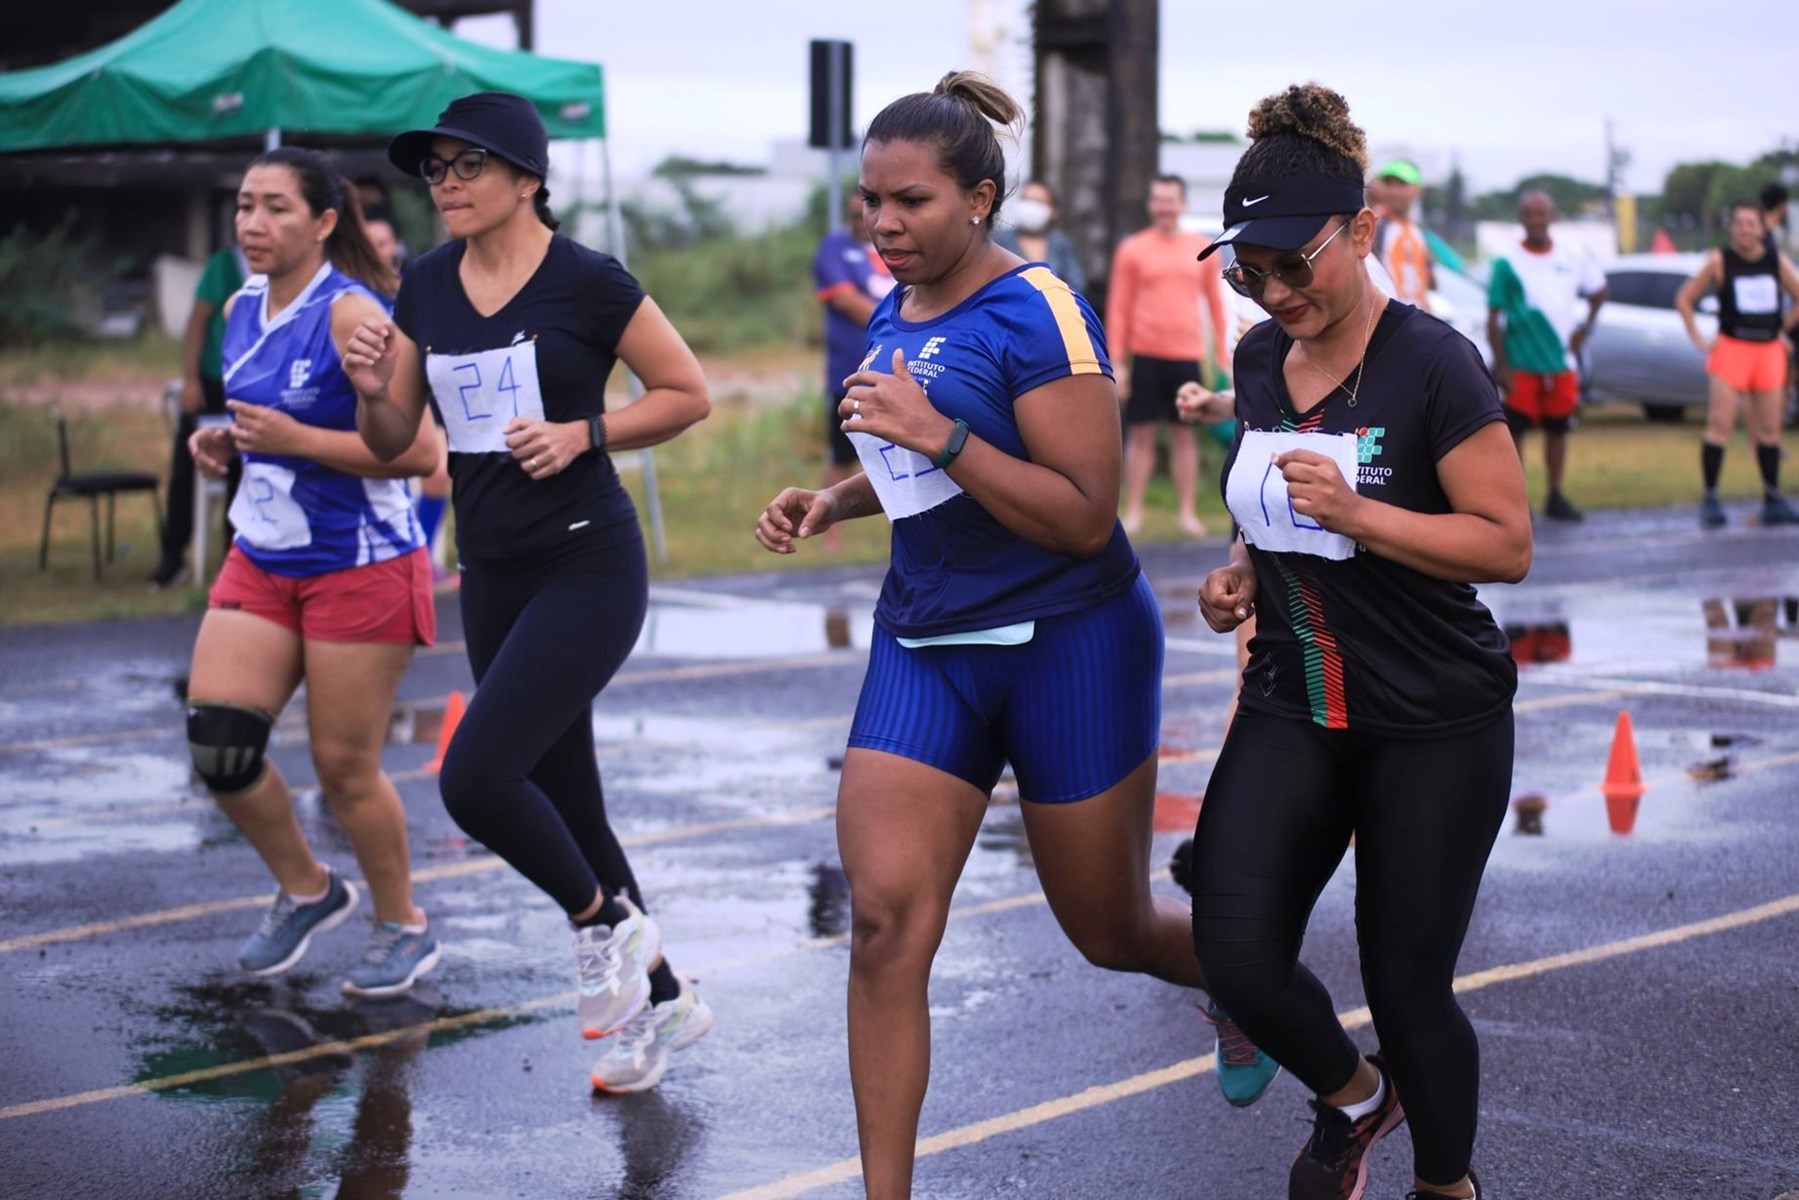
left=1031, top=0, right=1158, bottom=313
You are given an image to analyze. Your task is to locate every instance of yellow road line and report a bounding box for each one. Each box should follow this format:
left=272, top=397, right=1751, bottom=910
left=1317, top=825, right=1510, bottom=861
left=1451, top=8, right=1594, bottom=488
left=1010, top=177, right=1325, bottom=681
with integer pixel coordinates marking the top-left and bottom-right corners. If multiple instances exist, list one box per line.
left=0, top=887, right=1049, bottom=1121
left=5, top=880, right=1797, bottom=1132
left=7, top=689, right=1788, bottom=947
left=0, top=994, right=571, bottom=1121
left=0, top=806, right=836, bottom=955
left=714, top=890, right=1799, bottom=1200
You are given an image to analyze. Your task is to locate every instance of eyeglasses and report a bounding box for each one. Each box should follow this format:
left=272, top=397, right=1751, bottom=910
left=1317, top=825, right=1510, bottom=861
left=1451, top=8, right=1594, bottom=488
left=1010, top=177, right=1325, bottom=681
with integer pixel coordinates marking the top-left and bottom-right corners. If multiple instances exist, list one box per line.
left=419, top=148, right=488, bottom=186
left=1221, top=218, right=1351, bottom=298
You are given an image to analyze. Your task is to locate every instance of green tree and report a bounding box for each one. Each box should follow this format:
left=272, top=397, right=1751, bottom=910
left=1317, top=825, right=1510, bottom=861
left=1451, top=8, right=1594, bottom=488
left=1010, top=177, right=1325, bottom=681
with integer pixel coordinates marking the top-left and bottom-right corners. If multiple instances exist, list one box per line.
left=1471, top=172, right=1605, bottom=222
left=1662, top=160, right=1734, bottom=223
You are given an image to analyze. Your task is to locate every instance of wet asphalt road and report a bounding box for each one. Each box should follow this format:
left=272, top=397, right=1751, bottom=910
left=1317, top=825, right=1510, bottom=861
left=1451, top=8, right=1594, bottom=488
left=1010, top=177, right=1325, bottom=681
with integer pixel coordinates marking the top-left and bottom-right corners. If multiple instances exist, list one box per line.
left=2, top=503, right=1798, bottom=1200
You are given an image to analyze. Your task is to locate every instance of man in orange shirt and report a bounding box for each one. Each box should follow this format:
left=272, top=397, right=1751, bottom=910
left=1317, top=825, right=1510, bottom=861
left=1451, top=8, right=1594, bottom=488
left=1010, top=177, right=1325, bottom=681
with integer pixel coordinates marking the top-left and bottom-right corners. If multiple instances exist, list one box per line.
left=1371, top=159, right=1435, bottom=313
left=1107, top=174, right=1231, bottom=536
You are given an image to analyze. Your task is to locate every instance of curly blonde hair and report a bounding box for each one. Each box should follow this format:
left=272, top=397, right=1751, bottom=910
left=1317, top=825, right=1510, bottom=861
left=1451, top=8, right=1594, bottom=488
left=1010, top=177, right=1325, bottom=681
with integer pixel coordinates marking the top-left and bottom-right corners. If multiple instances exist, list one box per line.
left=1234, top=83, right=1369, bottom=187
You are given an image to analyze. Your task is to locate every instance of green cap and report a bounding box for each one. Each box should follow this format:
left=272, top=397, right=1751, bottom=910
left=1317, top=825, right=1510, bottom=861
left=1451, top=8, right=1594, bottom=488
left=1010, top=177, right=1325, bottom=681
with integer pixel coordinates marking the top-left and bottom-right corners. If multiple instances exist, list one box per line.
left=1376, top=159, right=1422, bottom=186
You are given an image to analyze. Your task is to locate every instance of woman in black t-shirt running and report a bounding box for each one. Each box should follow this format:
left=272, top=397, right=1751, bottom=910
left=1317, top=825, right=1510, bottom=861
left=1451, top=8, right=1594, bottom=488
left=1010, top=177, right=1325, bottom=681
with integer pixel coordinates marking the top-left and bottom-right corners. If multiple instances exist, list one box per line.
left=344, top=92, right=713, bottom=1095
left=1186, top=86, right=1531, bottom=1200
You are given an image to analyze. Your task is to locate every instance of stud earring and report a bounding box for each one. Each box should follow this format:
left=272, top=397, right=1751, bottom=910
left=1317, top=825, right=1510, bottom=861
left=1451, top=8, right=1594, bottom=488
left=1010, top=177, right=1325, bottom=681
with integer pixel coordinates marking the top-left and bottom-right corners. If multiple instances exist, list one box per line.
left=970, top=217, right=981, bottom=226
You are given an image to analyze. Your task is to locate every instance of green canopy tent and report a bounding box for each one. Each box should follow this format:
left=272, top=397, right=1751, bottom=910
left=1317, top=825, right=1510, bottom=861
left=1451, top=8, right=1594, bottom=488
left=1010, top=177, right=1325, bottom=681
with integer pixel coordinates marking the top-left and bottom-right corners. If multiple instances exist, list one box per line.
left=0, top=0, right=605, bottom=152
left=0, top=0, right=667, bottom=559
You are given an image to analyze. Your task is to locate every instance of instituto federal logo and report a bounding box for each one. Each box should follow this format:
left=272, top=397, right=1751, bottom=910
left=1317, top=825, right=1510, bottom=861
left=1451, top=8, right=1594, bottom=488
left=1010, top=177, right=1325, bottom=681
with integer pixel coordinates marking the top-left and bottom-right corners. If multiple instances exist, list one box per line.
left=1355, top=426, right=1387, bottom=465
left=916, top=336, right=947, bottom=361
left=288, top=359, right=312, bottom=389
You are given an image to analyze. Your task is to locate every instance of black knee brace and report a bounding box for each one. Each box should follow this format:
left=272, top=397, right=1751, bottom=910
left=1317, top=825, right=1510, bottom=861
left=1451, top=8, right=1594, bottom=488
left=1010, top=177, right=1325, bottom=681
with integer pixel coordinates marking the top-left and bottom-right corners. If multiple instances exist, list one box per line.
left=187, top=701, right=274, bottom=794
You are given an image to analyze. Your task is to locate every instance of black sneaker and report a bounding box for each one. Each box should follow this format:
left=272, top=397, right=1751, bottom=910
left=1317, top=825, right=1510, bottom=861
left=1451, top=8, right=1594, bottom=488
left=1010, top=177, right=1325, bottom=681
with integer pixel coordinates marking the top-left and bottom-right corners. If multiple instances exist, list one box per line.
left=1761, top=494, right=1799, bottom=526
left=1543, top=491, right=1584, bottom=522
left=1288, top=1054, right=1405, bottom=1200
left=1700, top=496, right=1728, bottom=529
left=148, top=558, right=190, bottom=590
left=1170, top=837, right=1196, bottom=895
left=1406, top=1168, right=1482, bottom=1199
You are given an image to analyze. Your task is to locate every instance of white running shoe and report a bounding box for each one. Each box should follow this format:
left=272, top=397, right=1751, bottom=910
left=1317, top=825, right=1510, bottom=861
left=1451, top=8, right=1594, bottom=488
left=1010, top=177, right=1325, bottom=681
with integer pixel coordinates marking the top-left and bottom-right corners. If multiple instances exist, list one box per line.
left=590, top=976, right=715, bottom=1094
left=573, top=898, right=661, bottom=1040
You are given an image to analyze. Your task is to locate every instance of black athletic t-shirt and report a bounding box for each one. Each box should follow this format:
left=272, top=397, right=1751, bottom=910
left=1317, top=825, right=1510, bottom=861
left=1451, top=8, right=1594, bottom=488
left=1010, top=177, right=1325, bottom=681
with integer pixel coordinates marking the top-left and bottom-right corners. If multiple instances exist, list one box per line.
left=1718, top=244, right=1782, bottom=342
left=1221, top=303, right=1517, bottom=737
left=393, top=235, right=645, bottom=560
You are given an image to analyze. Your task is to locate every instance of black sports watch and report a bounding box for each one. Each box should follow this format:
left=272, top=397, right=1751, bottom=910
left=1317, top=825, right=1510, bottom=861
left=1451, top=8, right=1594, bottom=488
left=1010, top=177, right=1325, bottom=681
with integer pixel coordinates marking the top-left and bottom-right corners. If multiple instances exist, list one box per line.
left=932, top=418, right=970, bottom=469
left=587, top=414, right=607, bottom=454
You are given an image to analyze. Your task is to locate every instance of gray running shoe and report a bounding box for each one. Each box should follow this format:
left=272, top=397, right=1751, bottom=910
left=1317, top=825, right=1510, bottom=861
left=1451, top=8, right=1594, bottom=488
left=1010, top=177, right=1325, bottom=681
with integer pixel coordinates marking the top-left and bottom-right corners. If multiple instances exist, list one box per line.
left=1701, top=495, right=1728, bottom=529
left=342, top=920, right=443, bottom=998
left=238, top=869, right=359, bottom=976
left=574, top=898, right=661, bottom=1040
left=590, top=976, right=715, bottom=1094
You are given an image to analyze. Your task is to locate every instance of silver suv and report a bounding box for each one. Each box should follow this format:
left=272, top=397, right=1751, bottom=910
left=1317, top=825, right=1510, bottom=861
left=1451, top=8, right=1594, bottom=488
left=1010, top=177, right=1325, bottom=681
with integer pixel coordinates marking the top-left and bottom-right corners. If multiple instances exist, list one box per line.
left=1580, top=253, right=1716, bottom=421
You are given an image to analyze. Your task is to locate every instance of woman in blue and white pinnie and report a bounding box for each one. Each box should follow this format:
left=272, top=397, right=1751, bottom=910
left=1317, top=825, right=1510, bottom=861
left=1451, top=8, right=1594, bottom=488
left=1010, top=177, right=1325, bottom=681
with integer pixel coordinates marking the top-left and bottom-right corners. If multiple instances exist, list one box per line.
left=754, top=72, right=1270, bottom=1199
left=185, top=147, right=445, bottom=998
left=346, top=92, right=713, bottom=1095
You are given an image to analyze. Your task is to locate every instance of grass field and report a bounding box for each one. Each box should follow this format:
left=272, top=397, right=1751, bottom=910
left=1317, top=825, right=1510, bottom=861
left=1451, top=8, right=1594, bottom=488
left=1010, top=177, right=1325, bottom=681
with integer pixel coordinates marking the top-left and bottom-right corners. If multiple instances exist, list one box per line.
left=0, top=355, right=1787, bottom=626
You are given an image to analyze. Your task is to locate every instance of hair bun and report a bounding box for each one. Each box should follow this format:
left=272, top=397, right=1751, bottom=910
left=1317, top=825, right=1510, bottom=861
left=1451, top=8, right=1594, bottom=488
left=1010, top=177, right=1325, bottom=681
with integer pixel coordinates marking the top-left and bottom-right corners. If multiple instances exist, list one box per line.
left=932, top=70, right=1024, bottom=135
left=1245, top=83, right=1368, bottom=172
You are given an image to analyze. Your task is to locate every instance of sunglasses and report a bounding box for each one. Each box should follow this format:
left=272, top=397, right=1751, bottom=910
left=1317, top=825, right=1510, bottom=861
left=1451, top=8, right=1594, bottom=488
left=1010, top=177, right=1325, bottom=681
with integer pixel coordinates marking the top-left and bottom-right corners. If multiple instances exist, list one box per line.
left=1221, top=218, right=1351, bottom=298
left=419, top=148, right=488, bottom=186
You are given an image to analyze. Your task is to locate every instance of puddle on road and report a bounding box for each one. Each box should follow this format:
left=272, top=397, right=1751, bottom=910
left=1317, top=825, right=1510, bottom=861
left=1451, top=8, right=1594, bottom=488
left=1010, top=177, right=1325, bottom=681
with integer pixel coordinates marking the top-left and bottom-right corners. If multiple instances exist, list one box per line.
left=632, top=601, right=874, bottom=660
left=0, top=752, right=208, bottom=866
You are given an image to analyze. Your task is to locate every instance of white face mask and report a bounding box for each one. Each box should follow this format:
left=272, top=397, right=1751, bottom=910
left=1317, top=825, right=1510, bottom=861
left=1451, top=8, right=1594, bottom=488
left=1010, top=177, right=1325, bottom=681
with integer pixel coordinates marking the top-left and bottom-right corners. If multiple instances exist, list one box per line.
left=1010, top=197, right=1052, bottom=235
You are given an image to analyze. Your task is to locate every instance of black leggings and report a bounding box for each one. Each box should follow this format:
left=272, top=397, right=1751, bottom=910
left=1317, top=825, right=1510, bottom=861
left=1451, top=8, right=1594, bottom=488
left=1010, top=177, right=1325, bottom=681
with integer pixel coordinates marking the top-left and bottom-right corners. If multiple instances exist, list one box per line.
left=440, top=533, right=649, bottom=916
left=1190, top=709, right=1513, bottom=1185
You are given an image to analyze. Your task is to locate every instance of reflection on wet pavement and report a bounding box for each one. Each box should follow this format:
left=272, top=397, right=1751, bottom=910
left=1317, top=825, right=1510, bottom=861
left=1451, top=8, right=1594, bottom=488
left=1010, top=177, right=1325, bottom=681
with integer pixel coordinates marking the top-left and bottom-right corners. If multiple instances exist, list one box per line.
left=1702, top=596, right=1796, bottom=669
left=1505, top=621, right=1572, bottom=666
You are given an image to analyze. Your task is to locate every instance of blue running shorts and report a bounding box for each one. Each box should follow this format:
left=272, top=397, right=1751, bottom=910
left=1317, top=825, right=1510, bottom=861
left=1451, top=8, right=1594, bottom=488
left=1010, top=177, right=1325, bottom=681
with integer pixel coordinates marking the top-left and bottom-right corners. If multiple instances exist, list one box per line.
left=847, top=574, right=1163, bottom=802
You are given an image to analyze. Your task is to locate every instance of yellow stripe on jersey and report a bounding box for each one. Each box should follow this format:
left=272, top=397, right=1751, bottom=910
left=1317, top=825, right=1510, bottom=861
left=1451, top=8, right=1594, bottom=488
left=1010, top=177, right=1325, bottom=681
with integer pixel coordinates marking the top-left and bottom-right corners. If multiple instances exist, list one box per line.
left=1019, top=266, right=1103, bottom=376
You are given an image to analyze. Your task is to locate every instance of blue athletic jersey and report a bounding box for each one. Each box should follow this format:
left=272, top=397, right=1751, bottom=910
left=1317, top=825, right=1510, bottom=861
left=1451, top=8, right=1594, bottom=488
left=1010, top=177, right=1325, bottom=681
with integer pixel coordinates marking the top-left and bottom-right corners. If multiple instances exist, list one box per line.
left=850, top=264, right=1138, bottom=638
left=221, top=264, right=423, bottom=578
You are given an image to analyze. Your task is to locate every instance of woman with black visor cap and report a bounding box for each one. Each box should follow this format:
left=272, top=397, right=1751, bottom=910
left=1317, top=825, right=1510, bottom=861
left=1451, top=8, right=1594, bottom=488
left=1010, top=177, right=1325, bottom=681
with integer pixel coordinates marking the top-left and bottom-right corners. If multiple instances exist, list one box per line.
left=346, top=92, right=713, bottom=1094
left=1182, top=84, right=1531, bottom=1200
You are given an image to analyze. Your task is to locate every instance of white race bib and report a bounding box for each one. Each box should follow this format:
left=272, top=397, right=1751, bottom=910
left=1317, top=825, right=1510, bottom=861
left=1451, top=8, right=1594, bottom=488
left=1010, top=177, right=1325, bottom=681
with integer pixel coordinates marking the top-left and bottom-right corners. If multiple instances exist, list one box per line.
left=849, top=426, right=963, bottom=522
left=425, top=341, right=546, bottom=455
left=1733, top=273, right=1779, bottom=316
left=230, top=461, right=314, bottom=551
left=1225, top=429, right=1360, bottom=560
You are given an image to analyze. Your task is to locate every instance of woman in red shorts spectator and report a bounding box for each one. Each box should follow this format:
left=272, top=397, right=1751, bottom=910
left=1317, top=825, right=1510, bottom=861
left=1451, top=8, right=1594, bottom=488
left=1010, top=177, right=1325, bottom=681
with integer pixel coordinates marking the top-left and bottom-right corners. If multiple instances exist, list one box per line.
left=1677, top=200, right=1799, bottom=528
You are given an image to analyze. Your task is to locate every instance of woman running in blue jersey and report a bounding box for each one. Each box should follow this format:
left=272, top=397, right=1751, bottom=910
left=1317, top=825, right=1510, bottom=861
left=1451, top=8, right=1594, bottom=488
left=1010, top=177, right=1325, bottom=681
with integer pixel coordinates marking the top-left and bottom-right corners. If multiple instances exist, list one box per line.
left=184, top=146, right=445, bottom=998
left=345, top=92, right=713, bottom=1095
left=754, top=72, right=1271, bottom=1199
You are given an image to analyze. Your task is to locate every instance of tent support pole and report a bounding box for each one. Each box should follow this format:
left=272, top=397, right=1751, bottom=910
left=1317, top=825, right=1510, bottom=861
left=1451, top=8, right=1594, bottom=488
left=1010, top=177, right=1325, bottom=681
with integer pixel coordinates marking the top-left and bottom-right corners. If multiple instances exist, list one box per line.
left=598, top=135, right=668, bottom=565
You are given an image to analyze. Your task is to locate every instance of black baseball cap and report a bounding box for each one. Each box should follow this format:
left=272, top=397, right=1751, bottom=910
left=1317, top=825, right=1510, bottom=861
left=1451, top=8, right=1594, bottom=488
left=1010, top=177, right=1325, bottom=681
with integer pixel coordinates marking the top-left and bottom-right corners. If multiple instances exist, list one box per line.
left=388, top=92, right=550, bottom=181
left=1197, top=176, right=1368, bottom=260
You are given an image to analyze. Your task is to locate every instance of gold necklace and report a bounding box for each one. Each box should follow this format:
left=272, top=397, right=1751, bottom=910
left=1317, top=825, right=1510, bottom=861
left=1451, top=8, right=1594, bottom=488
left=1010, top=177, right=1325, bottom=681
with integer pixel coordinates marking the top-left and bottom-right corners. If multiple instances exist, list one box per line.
left=1296, top=292, right=1381, bottom=408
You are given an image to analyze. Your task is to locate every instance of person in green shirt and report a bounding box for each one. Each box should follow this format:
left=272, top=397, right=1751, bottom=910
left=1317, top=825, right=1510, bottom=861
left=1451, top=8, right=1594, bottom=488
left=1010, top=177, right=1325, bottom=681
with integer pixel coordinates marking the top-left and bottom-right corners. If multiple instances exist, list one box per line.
left=151, top=242, right=246, bottom=588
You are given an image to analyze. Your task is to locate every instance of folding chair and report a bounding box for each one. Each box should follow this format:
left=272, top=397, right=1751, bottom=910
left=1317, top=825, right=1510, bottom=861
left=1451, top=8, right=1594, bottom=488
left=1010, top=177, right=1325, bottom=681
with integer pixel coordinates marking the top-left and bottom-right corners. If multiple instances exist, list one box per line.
left=38, top=409, right=165, bottom=579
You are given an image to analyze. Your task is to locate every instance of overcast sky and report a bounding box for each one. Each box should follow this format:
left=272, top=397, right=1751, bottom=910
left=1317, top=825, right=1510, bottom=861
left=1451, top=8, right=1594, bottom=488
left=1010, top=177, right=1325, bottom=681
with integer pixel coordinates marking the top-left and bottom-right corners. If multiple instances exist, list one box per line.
left=456, top=0, right=1792, bottom=194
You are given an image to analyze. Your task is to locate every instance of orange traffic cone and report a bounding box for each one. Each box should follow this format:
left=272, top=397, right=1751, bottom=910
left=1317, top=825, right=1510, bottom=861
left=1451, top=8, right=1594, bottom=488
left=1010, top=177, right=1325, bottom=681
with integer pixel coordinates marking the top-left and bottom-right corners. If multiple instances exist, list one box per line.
left=1600, top=711, right=1646, bottom=834
left=426, top=690, right=465, bottom=774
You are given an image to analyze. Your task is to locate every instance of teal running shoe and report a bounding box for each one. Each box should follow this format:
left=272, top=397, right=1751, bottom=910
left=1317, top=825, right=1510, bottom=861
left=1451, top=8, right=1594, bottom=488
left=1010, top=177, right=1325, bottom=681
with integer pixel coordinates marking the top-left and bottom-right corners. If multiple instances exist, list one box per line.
left=1204, top=996, right=1281, bottom=1107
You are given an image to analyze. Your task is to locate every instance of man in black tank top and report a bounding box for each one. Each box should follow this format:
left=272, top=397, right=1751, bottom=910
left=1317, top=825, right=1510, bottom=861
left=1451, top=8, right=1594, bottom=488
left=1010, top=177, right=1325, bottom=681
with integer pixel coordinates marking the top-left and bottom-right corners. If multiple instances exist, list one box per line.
left=1676, top=201, right=1799, bottom=528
